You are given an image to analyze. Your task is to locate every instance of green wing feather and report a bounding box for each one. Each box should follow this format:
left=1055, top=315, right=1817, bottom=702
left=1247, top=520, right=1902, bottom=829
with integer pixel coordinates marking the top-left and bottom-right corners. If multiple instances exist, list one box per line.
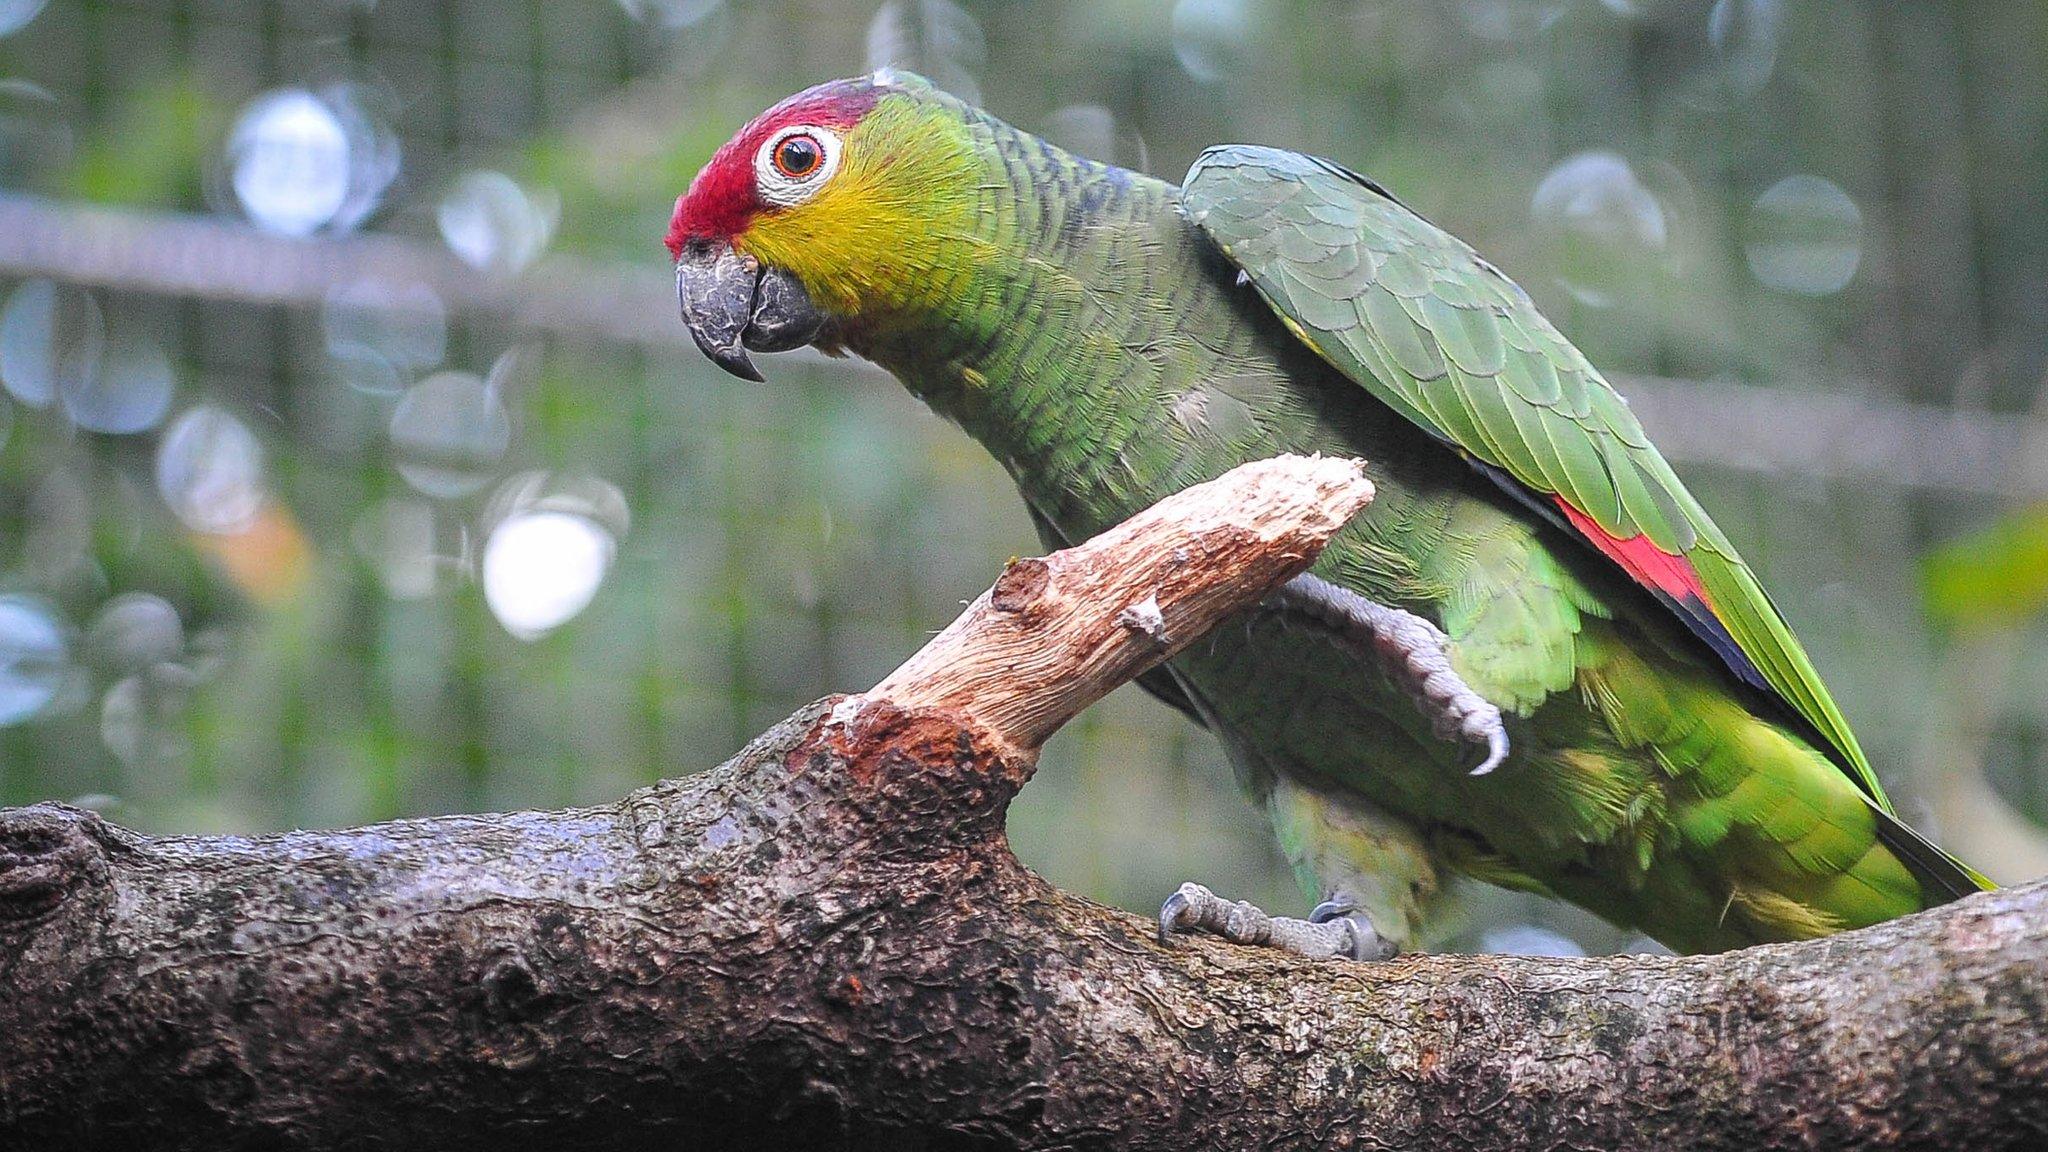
left=1183, top=146, right=1883, bottom=808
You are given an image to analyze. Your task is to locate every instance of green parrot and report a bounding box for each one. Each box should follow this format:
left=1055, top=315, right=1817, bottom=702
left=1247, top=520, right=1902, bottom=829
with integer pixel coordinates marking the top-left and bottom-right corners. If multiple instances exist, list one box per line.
left=665, top=71, right=1990, bottom=957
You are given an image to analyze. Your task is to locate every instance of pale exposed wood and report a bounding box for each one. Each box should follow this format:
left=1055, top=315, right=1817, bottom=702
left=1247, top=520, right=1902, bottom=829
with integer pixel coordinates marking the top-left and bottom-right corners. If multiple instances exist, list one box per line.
left=867, top=454, right=1373, bottom=750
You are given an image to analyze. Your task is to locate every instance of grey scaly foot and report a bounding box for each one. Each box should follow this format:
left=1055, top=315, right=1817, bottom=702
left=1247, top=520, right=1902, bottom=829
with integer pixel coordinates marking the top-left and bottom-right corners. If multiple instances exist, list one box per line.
left=1269, top=573, right=1509, bottom=775
left=1308, top=896, right=1399, bottom=961
left=1158, top=882, right=1396, bottom=962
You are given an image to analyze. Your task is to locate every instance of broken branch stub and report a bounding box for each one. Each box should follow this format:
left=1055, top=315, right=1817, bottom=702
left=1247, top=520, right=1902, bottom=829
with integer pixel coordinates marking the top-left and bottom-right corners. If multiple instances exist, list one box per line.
left=866, top=454, right=1373, bottom=753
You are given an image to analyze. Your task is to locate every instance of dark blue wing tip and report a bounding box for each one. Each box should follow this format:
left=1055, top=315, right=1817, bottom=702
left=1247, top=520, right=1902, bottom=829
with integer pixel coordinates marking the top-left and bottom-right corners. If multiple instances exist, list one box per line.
left=1674, top=591, right=1771, bottom=693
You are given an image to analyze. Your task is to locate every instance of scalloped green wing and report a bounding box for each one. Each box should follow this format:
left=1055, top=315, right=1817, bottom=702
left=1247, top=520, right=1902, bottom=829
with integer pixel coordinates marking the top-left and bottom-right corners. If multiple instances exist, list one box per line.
left=1182, top=145, right=1893, bottom=810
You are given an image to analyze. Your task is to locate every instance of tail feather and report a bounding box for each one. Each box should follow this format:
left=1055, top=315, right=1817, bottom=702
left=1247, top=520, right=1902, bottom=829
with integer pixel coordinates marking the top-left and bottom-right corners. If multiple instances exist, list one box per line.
left=1874, top=806, right=1996, bottom=905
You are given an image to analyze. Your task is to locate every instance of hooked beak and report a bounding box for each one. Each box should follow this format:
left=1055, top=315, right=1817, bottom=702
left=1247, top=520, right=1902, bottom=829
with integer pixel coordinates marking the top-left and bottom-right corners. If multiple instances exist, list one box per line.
left=674, top=242, right=827, bottom=382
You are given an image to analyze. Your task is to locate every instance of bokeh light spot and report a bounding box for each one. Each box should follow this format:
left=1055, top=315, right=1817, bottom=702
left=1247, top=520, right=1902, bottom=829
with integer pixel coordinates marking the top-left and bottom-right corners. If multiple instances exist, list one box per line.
left=156, top=406, right=267, bottom=534
left=323, top=279, right=448, bottom=373
left=391, top=371, right=512, bottom=499
left=1043, top=104, right=1149, bottom=171
left=87, top=593, right=184, bottom=671
left=229, top=90, right=351, bottom=236
left=1171, top=0, right=1256, bottom=84
left=0, top=279, right=103, bottom=409
left=483, top=511, right=615, bottom=640
left=438, top=171, right=559, bottom=275
left=1745, top=175, right=1863, bottom=296
left=867, top=0, right=986, bottom=104
left=0, top=595, right=68, bottom=727
left=1708, top=0, right=1783, bottom=95
left=66, top=338, right=174, bottom=434
left=227, top=87, right=398, bottom=237
left=1530, top=151, right=1668, bottom=308
left=0, top=0, right=51, bottom=38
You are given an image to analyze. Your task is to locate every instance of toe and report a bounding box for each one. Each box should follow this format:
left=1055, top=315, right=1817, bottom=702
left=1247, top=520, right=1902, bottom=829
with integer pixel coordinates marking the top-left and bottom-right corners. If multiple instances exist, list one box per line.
left=1339, top=915, right=1400, bottom=962
left=1309, top=898, right=1354, bottom=924
left=1470, top=726, right=1510, bottom=776
left=1156, top=882, right=1206, bottom=945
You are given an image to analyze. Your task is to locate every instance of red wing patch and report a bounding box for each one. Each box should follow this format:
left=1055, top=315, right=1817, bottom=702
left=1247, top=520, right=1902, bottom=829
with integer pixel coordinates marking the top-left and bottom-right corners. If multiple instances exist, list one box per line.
left=1553, top=497, right=1770, bottom=692
left=1554, top=499, right=1706, bottom=604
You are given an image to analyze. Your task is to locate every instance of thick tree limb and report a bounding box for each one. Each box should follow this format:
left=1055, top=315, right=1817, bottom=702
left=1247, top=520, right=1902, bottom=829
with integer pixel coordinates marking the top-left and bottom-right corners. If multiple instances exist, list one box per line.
left=1, top=457, right=2043, bottom=1151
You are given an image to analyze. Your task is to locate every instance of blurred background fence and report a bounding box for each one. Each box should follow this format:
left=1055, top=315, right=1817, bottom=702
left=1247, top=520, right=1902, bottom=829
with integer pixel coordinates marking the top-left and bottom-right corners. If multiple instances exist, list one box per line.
left=1, top=0, right=2045, bottom=953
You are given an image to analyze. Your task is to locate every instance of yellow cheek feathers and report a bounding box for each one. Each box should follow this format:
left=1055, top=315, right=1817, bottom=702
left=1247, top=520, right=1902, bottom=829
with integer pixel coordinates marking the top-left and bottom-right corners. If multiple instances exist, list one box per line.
left=733, top=101, right=981, bottom=319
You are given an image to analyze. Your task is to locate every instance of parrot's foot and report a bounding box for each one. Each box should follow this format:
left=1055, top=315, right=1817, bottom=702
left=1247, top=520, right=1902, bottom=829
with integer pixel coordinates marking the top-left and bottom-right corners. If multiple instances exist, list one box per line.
left=1157, top=882, right=1397, bottom=962
left=1269, top=574, right=1509, bottom=775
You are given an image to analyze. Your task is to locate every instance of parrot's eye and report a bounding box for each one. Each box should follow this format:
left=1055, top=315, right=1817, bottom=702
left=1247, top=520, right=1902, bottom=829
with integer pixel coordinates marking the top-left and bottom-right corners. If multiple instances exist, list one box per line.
left=773, top=135, right=822, bottom=178
left=753, top=126, right=841, bottom=208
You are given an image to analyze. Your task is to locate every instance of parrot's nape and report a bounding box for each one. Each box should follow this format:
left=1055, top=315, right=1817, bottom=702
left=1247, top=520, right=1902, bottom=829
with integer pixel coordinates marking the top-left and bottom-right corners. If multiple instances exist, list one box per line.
left=666, top=70, right=1991, bottom=959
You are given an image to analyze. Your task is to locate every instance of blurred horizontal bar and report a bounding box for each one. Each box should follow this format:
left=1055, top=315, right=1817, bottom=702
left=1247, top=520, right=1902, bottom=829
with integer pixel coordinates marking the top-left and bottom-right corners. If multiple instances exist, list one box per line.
left=0, top=190, right=680, bottom=346
left=1616, top=376, right=2048, bottom=502
left=4, top=191, right=2046, bottom=501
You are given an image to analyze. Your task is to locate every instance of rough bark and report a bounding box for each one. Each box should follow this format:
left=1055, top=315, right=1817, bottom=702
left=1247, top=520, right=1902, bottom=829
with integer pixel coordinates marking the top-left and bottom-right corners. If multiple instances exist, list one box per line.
left=1, top=457, right=2043, bottom=1151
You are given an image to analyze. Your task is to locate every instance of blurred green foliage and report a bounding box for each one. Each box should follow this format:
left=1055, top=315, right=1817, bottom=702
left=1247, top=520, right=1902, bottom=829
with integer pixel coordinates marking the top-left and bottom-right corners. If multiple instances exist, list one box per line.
left=1924, top=507, right=2048, bottom=634
left=63, top=76, right=222, bottom=206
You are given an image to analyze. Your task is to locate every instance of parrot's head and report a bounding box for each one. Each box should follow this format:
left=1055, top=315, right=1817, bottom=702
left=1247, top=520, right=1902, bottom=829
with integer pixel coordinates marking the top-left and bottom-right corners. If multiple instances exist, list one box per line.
left=666, top=71, right=984, bottom=381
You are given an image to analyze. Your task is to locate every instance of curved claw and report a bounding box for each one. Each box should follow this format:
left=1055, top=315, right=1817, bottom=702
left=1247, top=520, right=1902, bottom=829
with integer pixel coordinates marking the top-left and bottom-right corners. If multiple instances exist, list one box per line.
left=1310, top=897, right=1398, bottom=961
left=1269, top=574, right=1514, bottom=778
left=1157, top=882, right=1202, bottom=947
left=1470, top=725, right=1510, bottom=776
left=1308, top=898, right=1353, bottom=924
left=1338, top=918, right=1397, bottom=962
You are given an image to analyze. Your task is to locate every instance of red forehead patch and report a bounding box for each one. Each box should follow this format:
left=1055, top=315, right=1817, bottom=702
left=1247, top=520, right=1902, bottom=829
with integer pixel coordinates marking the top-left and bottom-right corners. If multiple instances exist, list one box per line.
left=666, top=80, right=884, bottom=257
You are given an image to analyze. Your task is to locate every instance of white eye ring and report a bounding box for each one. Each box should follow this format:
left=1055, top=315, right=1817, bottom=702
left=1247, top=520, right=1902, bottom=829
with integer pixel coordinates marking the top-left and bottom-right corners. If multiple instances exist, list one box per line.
left=754, top=126, right=842, bottom=208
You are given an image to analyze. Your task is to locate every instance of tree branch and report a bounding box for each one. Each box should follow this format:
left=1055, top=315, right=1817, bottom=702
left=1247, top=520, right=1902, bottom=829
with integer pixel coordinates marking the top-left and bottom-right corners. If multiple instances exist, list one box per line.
left=1, top=456, right=2042, bottom=1151
left=869, top=453, right=1369, bottom=750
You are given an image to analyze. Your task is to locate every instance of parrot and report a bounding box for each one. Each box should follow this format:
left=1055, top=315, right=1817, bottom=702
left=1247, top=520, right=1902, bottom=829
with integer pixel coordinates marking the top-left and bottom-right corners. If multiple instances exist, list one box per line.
left=664, top=70, right=1991, bottom=959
